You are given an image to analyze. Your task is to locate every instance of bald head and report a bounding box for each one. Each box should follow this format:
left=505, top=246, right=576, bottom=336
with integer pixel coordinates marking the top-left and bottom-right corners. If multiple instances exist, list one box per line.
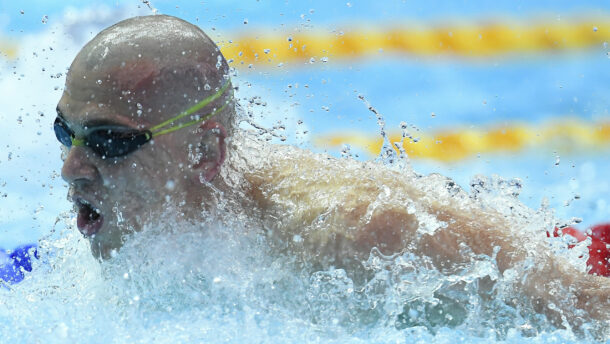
left=57, top=16, right=236, bottom=258
left=64, top=15, right=234, bottom=131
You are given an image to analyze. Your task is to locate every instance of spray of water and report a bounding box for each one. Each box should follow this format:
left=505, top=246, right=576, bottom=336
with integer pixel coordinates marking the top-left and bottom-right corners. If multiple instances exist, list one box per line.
left=2, top=125, right=606, bottom=342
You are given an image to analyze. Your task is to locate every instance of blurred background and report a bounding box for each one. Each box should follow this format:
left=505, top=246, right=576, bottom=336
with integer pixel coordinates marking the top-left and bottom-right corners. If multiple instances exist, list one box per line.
left=0, top=0, right=608, bottom=248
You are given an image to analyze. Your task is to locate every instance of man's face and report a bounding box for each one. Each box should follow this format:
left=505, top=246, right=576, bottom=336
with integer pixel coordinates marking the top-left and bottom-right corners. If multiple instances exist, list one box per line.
left=56, top=64, right=194, bottom=259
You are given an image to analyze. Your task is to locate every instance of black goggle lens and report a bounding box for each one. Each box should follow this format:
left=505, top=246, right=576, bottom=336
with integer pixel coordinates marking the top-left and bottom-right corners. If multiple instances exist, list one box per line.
left=87, top=129, right=151, bottom=158
left=53, top=117, right=151, bottom=158
left=54, top=117, right=74, bottom=148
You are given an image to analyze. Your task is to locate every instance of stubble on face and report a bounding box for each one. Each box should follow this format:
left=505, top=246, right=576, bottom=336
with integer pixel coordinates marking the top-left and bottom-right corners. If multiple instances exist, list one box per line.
left=59, top=64, right=200, bottom=259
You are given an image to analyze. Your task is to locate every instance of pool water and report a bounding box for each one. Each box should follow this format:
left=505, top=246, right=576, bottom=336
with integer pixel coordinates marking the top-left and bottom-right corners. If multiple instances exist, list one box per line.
left=1, top=2, right=609, bottom=343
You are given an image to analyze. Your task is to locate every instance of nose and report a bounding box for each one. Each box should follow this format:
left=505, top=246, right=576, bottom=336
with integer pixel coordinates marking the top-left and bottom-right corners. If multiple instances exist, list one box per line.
left=61, top=146, right=101, bottom=185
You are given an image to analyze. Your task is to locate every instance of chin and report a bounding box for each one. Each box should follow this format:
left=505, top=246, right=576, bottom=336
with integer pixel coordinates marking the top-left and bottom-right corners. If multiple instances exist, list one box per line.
left=88, top=229, right=122, bottom=260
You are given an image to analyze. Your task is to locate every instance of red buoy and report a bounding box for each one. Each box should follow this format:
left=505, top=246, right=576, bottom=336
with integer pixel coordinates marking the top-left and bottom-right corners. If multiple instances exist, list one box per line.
left=550, top=223, right=610, bottom=277
left=588, top=224, right=610, bottom=277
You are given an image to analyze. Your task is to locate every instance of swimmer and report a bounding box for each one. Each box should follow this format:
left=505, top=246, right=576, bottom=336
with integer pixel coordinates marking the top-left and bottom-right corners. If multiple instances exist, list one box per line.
left=55, top=15, right=608, bottom=334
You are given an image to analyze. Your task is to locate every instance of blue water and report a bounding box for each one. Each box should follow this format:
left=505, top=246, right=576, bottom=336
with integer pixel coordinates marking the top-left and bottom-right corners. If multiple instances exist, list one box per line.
left=1, top=2, right=608, bottom=343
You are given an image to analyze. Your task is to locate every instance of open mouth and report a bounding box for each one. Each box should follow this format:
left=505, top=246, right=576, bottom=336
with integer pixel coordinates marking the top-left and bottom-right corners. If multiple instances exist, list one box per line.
left=75, top=198, right=104, bottom=236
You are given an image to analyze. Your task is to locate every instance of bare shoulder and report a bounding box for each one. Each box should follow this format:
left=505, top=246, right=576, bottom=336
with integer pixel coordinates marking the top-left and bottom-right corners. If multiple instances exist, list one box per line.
left=240, top=142, right=464, bottom=258
left=238, top=141, right=517, bottom=266
left=242, top=143, right=481, bottom=223
left=244, top=143, right=419, bottom=218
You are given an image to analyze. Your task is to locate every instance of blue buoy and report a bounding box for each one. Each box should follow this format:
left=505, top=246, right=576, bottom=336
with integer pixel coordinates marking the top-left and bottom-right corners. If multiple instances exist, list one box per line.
left=0, top=244, right=38, bottom=284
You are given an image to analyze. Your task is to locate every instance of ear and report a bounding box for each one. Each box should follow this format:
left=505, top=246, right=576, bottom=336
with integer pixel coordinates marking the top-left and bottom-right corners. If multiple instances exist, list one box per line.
left=191, top=120, right=227, bottom=182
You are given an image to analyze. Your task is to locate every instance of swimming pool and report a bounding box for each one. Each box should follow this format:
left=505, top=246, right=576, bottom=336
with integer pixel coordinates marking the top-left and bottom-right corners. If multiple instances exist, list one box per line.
left=1, top=1, right=609, bottom=342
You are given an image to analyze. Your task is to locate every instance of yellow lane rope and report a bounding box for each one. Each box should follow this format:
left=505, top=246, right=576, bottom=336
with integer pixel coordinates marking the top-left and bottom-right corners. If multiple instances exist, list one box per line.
left=0, top=37, right=17, bottom=59
left=1, top=17, right=607, bottom=62
left=315, top=119, right=610, bottom=162
left=218, top=17, right=610, bottom=66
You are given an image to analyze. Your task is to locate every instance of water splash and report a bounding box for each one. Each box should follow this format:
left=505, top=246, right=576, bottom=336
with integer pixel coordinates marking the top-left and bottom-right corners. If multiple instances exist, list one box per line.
left=2, top=130, right=606, bottom=342
left=140, top=0, right=158, bottom=14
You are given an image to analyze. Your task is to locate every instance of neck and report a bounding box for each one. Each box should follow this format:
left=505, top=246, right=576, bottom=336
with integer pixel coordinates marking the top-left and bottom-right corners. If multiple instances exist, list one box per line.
left=180, top=161, right=259, bottom=226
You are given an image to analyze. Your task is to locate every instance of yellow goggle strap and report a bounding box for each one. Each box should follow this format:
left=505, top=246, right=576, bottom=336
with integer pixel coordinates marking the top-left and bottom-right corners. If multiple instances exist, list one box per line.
left=149, top=81, right=232, bottom=138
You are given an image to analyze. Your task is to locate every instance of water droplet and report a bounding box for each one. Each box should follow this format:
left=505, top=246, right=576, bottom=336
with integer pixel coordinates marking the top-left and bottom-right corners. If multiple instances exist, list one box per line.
left=243, top=18, right=248, bottom=24
left=321, top=56, right=329, bottom=63
left=593, top=26, right=598, bottom=32
left=309, top=57, right=316, bottom=64
left=96, top=79, right=102, bottom=85
left=19, top=10, right=24, bottom=15
left=263, top=48, right=271, bottom=54
left=41, top=15, right=48, bottom=24
left=346, top=2, right=352, bottom=7
left=204, top=83, right=211, bottom=91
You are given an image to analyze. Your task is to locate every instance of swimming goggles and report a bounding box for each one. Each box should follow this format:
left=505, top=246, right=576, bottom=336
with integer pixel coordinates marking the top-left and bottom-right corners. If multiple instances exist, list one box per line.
left=54, top=81, right=231, bottom=158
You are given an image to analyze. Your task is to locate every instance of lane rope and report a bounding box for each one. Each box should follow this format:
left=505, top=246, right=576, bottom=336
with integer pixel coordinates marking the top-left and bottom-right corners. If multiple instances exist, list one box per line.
left=2, top=17, right=607, bottom=63
left=217, top=16, right=610, bottom=66
left=315, top=119, right=610, bottom=161
left=0, top=38, right=17, bottom=59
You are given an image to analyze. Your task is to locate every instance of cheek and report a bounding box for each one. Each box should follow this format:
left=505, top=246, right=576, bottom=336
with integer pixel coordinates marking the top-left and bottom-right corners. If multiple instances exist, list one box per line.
left=100, top=157, right=160, bottom=195
left=129, top=157, right=183, bottom=198
left=103, top=142, right=190, bottom=201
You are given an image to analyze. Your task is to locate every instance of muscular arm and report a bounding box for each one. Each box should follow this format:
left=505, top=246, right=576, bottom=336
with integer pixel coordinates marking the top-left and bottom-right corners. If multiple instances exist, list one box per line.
left=369, top=202, right=610, bottom=332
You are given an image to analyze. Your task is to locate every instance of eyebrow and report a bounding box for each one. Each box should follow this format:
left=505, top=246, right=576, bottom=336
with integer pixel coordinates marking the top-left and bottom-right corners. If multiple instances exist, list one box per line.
left=56, top=106, right=133, bottom=129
